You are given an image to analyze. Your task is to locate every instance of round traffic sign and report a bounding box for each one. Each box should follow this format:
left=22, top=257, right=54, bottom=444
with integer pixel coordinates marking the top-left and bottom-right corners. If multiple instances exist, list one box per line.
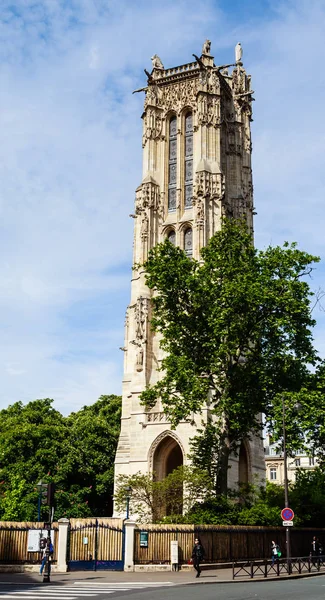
left=281, top=507, right=294, bottom=521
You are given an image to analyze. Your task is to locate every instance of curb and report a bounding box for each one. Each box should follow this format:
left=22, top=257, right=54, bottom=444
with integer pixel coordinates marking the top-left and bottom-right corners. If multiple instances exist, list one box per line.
left=180, top=570, right=325, bottom=585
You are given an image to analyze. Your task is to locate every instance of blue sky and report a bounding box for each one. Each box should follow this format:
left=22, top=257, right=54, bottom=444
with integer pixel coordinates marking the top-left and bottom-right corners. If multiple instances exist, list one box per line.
left=0, top=0, right=324, bottom=414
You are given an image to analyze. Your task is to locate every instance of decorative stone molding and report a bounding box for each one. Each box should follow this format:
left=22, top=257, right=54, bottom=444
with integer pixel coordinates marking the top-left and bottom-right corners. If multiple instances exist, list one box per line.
left=148, top=430, right=185, bottom=472
left=194, top=171, right=225, bottom=200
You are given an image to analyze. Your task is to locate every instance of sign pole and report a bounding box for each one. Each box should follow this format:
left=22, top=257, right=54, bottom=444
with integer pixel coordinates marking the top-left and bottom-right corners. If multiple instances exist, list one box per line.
left=282, top=397, right=291, bottom=572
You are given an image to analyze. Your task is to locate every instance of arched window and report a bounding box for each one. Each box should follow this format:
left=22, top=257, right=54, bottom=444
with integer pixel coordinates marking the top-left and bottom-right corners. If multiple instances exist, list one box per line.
left=184, top=227, right=193, bottom=257
left=184, top=112, right=193, bottom=209
left=168, top=116, right=177, bottom=212
left=167, top=230, right=176, bottom=245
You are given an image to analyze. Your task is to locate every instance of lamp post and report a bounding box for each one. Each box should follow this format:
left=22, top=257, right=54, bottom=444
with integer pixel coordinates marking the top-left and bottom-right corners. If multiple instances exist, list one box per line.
left=125, top=486, right=132, bottom=520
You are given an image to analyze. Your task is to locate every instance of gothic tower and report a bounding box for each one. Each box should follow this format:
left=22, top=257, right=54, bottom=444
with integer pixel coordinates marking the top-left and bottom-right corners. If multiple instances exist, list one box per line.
left=114, top=41, right=265, bottom=510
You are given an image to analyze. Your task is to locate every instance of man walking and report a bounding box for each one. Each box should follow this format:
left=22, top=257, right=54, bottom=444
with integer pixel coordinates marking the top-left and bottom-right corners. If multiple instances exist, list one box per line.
left=192, top=537, right=205, bottom=578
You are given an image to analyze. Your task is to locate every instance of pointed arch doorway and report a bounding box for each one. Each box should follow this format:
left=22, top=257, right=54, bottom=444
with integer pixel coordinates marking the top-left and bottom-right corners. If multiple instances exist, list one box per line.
left=152, top=434, right=183, bottom=517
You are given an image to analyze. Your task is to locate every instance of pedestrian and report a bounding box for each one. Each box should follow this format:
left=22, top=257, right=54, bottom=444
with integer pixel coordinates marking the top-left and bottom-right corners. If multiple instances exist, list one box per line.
left=271, top=540, right=280, bottom=565
left=40, top=538, right=54, bottom=575
left=311, top=536, right=320, bottom=559
left=191, top=537, right=205, bottom=578
left=310, top=536, right=320, bottom=565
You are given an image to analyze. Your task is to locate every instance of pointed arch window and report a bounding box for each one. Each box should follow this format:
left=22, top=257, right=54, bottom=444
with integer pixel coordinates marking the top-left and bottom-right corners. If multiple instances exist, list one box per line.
left=184, top=112, right=193, bottom=209
left=168, top=116, right=177, bottom=212
left=167, top=229, right=176, bottom=245
left=184, top=227, right=193, bottom=257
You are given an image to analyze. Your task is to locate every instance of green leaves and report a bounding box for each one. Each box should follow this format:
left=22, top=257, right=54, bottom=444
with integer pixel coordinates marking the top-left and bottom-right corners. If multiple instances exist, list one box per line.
left=0, top=395, right=121, bottom=520
left=139, top=218, right=321, bottom=490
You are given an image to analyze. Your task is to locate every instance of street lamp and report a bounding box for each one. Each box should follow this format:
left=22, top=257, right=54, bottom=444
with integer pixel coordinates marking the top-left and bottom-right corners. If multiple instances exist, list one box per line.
left=281, top=398, right=302, bottom=568
left=125, top=486, right=132, bottom=520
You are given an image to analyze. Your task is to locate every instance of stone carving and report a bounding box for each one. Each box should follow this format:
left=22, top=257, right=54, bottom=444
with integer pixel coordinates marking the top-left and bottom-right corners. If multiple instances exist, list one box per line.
left=151, top=54, right=164, bottom=69
left=235, top=42, right=243, bottom=63
left=142, top=107, right=163, bottom=146
left=197, top=94, right=220, bottom=127
left=140, top=213, right=149, bottom=239
left=133, top=296, right=149, bottom=372
left=136, top=346, right=144, bottom=371
left=195, top=197, right=205, bottom=228
left=160, top=78, right=199, bottom=111
left=146, top=412, right=169, bottom=423
left=135, top=181, right=161, bottom=215
left=134, top=296, right=149, bottom=341
left=202, top=39, right=211, bottom=55
left=195, top=171, right=225, bottom=200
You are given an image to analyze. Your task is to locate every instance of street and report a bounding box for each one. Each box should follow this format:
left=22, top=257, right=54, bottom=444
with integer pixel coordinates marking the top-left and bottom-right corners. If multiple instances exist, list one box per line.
left=0, top=576, right=324, bottom=600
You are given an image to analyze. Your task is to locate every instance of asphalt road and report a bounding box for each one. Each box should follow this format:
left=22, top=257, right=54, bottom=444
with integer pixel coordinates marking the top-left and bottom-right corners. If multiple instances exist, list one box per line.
left=0, top=576, right=325, bottom=600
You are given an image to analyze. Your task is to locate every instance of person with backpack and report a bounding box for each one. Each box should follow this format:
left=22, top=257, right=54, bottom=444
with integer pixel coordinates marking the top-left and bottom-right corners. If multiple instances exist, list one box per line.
left=271, top=540, right=281, bottom=565
left=40, top=537, right=54, bottom=575
left=191, top=537, right=205, bottom=578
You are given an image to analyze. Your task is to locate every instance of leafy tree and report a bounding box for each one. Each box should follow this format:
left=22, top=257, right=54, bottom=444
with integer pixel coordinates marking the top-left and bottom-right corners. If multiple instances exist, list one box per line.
left=114, top=466, right=213, bottom=522
left=140, top=219, right=320, bottom=493
left=0, top=395, right=121, bottom=520
left=57, top=394, right=121, bottom=517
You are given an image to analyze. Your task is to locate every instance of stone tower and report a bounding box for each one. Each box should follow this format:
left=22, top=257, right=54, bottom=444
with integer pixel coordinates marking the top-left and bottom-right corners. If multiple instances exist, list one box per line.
left=114, top=41, right=265, bottom=510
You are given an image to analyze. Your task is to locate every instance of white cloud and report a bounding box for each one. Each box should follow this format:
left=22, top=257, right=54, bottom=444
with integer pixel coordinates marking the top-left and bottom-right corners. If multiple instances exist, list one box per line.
left=0, top=0, right=324, bottom=414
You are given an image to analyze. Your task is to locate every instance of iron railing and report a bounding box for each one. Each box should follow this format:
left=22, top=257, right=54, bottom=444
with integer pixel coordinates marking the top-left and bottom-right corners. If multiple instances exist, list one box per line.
left=232, top=555, right=325, bottom=579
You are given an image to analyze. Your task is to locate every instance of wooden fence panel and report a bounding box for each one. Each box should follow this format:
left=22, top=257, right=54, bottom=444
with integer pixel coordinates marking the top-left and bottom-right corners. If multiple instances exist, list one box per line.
left=97, top=519, right=124, bottom=562
left=134, top=524, right=325, bottom=564
left=0, top=522, right=58, bottom=564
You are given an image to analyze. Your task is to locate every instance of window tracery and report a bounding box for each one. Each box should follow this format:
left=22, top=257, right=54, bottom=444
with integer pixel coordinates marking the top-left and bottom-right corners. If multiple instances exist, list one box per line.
left=184, top=227, right=193, bottom=256
left=184, top=112, right=193, bottom=208
left=168, top=116, right=177, bottom=212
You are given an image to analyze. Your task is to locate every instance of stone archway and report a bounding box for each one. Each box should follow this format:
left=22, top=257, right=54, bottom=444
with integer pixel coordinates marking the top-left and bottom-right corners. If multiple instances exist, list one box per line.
left=151, top=433, right=184, bottom=516
left=153, top=435, right=183, bottom=482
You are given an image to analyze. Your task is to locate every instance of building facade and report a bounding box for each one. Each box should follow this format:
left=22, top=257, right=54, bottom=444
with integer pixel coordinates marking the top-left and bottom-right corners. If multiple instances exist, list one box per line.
left=265, top=437, right=318, bottom=484
left=114, top=41, right=265, bottom=513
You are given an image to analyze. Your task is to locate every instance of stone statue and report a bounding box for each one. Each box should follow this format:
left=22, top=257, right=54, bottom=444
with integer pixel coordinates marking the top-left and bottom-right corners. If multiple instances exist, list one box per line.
left=151, top=54, right=164, bottom=70
left=136, top=346, right=144, bottom=371
left=202, top=39, right=211, bottom=55
left=235, top=42, right=243, bottom=64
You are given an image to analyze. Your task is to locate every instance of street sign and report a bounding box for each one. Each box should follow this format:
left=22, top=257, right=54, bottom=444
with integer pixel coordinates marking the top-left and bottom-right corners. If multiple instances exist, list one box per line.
left=283, top=520, right=293, bottom=526
left=281, top=507, right=294, bottom=521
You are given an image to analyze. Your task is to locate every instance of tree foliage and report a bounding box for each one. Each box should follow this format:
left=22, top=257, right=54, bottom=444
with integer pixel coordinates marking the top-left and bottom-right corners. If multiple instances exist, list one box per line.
left=139, top=219, right=320, bottom=491
left=114, top=466, right=213, bottom=523
left=0, top=395, right=121, bottom=520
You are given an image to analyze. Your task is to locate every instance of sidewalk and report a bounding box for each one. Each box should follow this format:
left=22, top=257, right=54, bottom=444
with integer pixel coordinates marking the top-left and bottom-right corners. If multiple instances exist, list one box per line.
left=0, top=566, right=324, bottom=586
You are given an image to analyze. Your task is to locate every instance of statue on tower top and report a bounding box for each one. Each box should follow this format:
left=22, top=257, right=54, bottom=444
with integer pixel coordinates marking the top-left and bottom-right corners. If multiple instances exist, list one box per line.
left=151, top=54, right=164, bottom=70
left=202, top=39, right=211, bottom=55
left=235, top=42, right=243, bottom=64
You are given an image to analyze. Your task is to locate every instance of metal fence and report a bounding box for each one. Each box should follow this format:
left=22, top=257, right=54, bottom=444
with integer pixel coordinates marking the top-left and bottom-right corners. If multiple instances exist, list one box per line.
left=233, top=556, right=325, bottom=579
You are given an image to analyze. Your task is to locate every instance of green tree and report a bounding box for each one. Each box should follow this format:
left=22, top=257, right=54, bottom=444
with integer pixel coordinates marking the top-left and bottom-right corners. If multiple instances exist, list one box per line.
left=140, top=219, right=320, bottom=493
left=114, top=466, right=213, bottom=523
left=57, top=394, right=121, bottom=517
left=0, top=395, right=121, bottom=520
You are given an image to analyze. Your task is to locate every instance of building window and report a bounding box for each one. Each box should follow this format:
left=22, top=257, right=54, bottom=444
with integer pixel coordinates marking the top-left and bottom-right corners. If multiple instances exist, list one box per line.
left=167, top=230, right=176, bottom=245
left=168, top=116, right=177, bottom=212
left=184, top=227, right=193, bottom=257
left=270, top=467, right=277, bottom=481
left=295, top=458, right=301, bottom=467
left=309, top=457, right=315, bottom=466
left=184, top=112, right=193, bottom=208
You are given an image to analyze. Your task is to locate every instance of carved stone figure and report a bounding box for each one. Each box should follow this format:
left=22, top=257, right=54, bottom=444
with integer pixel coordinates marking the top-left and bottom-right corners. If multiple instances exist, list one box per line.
left=136, top=346, right=144, bottom=371
left=235, top=42, right=243, bottom=63
left=202, top=39, right=211, bottom=55
left=151, top=54, right=164, bottom=69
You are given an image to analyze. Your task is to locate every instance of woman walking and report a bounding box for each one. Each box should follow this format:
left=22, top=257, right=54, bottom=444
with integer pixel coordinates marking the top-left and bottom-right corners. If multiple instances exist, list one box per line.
left=192, top=537, right=205, bottom=578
